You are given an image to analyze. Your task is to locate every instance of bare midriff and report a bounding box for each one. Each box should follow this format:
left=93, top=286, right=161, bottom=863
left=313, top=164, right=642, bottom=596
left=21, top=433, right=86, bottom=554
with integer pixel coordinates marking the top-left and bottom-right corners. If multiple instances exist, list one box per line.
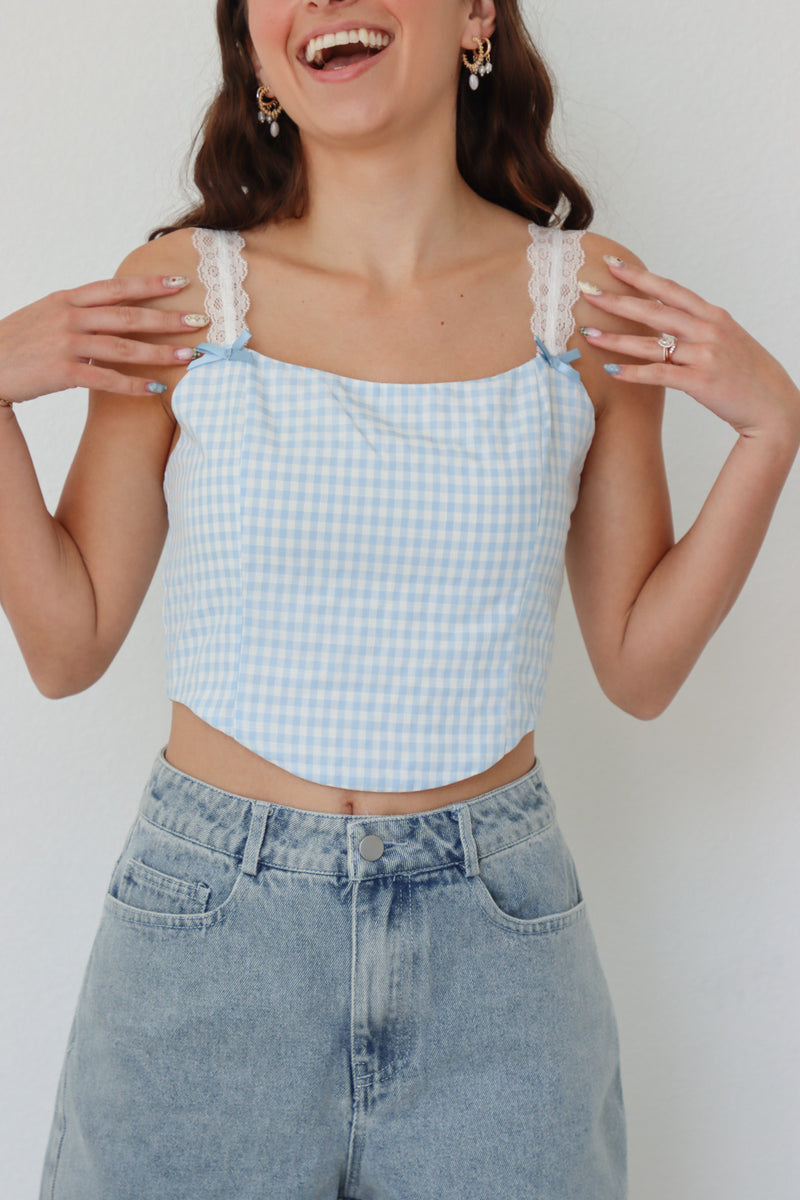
left=164, top=702, right=536, bottom=816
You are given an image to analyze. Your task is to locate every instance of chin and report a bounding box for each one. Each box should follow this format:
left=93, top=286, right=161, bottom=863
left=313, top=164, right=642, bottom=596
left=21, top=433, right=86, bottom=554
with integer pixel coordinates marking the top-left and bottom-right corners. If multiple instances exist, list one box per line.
left=303, top=109, right=398, bottom=147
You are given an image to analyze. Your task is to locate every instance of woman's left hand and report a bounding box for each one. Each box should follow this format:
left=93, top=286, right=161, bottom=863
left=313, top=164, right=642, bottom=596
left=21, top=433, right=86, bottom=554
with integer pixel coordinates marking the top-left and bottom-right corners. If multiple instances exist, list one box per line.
left=579, top=256, right=800, bottom=449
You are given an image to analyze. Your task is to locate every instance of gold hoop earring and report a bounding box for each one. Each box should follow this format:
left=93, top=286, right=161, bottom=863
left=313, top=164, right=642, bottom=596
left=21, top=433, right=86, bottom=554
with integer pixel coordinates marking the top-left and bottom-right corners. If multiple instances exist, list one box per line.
left=462, top=37, right=493, bottom=91
left=256, top=85, right=283, bottom=138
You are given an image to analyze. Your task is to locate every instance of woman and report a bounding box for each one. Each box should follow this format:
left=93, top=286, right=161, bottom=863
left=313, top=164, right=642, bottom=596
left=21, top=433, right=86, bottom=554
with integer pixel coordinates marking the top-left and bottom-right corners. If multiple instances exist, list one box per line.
left=1, top=1, right=797, bottom=1197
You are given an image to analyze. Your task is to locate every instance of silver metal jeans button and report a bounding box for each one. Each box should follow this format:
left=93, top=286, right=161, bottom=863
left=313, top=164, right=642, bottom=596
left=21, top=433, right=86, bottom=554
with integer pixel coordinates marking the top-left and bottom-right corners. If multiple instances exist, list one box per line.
left=359, top=834, right=385, bottom=861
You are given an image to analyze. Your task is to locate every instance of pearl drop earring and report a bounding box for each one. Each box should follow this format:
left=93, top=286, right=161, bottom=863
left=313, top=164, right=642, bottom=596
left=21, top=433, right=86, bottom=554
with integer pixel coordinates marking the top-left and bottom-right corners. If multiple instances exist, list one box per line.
left=256, top=85, right=283, bottom=138
left=462, top=37, right=493, bottom=91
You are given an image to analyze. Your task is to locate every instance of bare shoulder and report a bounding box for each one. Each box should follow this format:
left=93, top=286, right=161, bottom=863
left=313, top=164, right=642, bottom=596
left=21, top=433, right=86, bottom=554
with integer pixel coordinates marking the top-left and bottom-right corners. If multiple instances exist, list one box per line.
left=108, top=227, right=210, bottom=417
left=116, top=226, right=199, bottom=278
left=580, top=230, right=647, bottom=270
left=115, top=227, right=207, bottom=326
left=578, top=230, right=650, bottom=311
left=569, top=230, right=659, bottom=414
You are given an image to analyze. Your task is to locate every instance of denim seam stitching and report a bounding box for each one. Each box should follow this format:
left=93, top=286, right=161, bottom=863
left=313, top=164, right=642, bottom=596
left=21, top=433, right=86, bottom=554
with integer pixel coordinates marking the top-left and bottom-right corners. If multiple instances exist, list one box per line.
left=103, top=879, right=246, bottom=929
left=44, top=1020, right=78, bottom=1197
left=476, top=816, right=556, bottom=862
left=125, top=857, right=211, bottom=901
left=137, top=812, right=557, bottom=876
left=470, top=891, right=586, bottom=935
left=139, top=812, right=243, bottom=862
left=259, top=861, right=463, bottom=882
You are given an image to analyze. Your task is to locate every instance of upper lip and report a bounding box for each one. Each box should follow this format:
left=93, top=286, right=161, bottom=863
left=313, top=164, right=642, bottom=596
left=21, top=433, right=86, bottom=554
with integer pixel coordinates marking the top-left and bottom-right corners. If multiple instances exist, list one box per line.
left=296, top=20, right=394, bottom=62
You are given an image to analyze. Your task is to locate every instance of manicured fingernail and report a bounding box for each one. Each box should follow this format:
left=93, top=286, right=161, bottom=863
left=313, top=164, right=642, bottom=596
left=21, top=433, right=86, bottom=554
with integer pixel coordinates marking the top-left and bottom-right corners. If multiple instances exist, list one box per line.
left=604, top=364, right=622, bottom=375
left=163, top=276, right=189, bottom=288
left=147, top=381, right=168, bottom=393
left=603, top=255, right=626, bottom=269
left=174, top=347, right=195, bottom=362
left=578, top=280, right=603, bottom=296
left=579, top=326, right=603, bottom=337
left=182, top=313, right=210, bottom=328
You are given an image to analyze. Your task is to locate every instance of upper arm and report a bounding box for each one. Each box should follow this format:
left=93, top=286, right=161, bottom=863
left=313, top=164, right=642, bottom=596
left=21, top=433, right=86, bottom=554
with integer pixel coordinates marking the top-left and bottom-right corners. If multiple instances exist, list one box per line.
left=54, top=229, right=205, bottom=678
left=565, top=233, right=675, bottom=696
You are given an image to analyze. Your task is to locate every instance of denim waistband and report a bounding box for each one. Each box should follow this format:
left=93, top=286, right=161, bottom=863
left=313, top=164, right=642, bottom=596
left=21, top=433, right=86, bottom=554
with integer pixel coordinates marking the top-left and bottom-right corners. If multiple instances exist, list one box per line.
left=139, top=748, right=558, bottom=882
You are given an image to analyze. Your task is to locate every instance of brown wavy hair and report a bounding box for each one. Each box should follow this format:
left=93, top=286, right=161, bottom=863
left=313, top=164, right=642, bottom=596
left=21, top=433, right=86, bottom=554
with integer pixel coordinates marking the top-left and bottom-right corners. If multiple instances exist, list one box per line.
left=150, top=0, right=593, bottom=239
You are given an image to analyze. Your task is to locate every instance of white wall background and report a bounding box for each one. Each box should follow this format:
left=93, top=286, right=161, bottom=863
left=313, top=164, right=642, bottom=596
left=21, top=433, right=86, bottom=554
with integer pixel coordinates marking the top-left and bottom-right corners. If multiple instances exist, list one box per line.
left=1, top=1, right=798, bottom=1196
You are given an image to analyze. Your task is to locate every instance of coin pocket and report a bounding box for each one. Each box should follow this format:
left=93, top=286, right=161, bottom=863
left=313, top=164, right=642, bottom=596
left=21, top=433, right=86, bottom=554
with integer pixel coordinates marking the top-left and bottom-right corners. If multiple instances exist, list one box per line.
left=115, top=857, right=211, bottom=917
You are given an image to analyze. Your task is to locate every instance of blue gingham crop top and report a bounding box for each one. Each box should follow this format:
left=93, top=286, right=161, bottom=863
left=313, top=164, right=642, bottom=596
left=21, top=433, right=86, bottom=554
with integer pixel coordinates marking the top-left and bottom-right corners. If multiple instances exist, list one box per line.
left=161, top=225, right=595, bottom=791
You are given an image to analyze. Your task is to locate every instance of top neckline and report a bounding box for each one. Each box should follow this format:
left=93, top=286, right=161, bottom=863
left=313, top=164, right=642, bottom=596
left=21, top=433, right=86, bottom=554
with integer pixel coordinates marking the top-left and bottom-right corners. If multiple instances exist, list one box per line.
left=230, top=223, right=547, bottom=388
left=182, top=226, right=593, bottom=409
left=216, top=331, right=543, bottom=389
left=176, top=331, right=596, bottom=430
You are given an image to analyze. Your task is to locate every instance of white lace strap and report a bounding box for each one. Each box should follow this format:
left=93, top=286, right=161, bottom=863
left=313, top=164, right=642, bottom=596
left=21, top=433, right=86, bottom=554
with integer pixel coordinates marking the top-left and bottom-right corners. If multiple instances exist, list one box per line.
left=192, top=227, right=251, bottom=345
left=527, top=226, right=586, bottom=356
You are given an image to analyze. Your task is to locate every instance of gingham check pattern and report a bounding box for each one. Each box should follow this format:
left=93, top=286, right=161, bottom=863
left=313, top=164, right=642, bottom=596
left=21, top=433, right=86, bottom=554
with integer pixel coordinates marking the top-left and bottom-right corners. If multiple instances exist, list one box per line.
left=161, top=229, right=595, bottom=791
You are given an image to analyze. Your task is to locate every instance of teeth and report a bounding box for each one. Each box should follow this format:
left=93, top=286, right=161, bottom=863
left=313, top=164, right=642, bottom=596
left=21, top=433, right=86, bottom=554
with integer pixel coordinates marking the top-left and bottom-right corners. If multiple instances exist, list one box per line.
left=304, top=29, right=391, bottom=63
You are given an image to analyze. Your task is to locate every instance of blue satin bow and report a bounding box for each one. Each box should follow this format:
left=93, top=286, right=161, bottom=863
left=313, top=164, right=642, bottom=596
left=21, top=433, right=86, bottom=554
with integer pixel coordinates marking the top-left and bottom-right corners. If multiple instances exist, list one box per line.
left=534, top=336, right=581, bottom=379
left=186, top=328, right=253, bottom=370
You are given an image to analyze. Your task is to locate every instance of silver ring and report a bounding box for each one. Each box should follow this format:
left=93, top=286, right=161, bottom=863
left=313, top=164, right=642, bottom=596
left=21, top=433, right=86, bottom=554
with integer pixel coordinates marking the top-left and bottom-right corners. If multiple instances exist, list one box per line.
left=658, top=333, right=678, bottom=363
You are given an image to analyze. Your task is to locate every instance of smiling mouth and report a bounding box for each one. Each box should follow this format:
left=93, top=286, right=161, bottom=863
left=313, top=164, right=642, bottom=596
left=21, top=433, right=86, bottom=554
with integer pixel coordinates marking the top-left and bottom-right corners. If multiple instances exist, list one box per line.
left=302, top=28, right=393, bottom=72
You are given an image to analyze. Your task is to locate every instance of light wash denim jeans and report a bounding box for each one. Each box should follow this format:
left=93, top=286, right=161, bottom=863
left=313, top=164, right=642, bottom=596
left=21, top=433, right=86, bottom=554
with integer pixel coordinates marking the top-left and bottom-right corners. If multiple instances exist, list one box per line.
left=40, top=748, right=626, bottom=1199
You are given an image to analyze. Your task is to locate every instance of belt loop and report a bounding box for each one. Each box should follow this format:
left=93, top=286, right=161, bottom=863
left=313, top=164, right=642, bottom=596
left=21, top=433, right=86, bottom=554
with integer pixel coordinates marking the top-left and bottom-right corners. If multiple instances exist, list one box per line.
left=242, top=802, right=270, bottom=876
left=457, top=804, right=480, bottom=878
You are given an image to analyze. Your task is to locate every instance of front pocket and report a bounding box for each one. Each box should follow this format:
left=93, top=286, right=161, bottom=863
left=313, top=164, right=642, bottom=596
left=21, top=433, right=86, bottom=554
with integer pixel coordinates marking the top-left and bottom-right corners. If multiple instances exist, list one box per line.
left=468, top=821, right=586, bottom=934
left=104, top=815, right=245, bottom=929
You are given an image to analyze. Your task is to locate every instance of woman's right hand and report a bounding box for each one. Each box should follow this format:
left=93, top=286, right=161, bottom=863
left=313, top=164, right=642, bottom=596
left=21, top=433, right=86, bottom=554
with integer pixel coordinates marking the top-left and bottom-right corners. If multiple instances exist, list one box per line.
left=0, top=274, right=205, bottom=406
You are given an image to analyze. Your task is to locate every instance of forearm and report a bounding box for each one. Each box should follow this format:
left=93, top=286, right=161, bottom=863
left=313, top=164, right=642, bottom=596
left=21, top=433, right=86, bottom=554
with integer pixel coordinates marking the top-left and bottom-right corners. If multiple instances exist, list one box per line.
left=615, top=429, right=798, bottom=717
left=0, top=408, right=100, bottom=696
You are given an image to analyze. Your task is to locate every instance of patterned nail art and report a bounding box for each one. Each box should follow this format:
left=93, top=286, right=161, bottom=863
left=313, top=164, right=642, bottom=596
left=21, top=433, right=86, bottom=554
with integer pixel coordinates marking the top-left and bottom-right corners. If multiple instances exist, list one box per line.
left=578, top=280, right=603, bottom=296
left=182, top=313, right=210, bottom=328
left=602, top=256, right=626, bottom=269
left=604, top=364, right=622, bottom=375
left=164, top=276, right=189, bottom=288
left=147, top=382, right=168, bottom=394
